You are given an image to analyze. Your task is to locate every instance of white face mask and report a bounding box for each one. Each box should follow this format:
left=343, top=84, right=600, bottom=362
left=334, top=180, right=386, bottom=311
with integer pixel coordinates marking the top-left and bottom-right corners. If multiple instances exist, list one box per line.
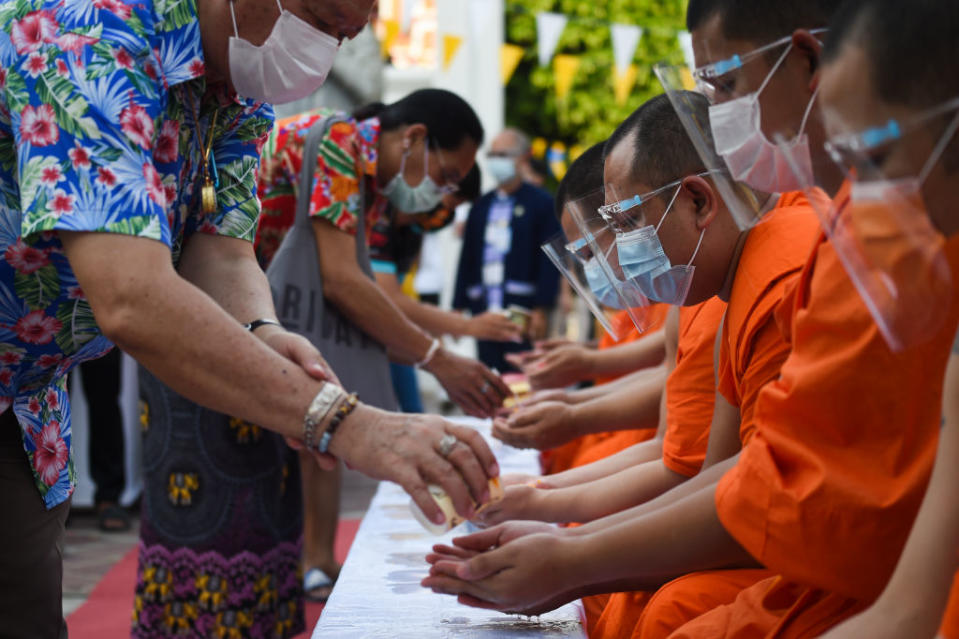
left=708, top=42, right=817, bottom=193
left=228, top=0, right=339, bottom=104
left=380, top=143, right=446, bottom=213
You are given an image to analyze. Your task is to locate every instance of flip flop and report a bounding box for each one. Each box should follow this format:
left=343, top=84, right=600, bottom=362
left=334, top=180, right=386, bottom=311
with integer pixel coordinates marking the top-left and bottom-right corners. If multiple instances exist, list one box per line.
left=303, top=567, right=336, bottom=603
left=97, top=503, right=131, bottom=532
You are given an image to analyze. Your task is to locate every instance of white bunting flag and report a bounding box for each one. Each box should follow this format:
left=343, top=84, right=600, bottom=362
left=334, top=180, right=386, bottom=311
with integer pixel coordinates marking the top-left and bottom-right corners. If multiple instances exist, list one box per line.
left=536, top=11, right=568, bottom=67
left=610, top=23, right=643, bottom=76
left=468, top=0, right=494, bottom=40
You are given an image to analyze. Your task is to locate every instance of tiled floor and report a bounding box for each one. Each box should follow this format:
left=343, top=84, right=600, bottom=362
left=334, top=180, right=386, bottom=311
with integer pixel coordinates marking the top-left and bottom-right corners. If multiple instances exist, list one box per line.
left=62, top=467, right=380, bottom=617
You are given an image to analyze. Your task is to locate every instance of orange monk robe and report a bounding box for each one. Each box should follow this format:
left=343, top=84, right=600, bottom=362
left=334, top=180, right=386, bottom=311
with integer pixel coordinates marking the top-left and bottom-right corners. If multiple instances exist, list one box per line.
left=671, top=231, right=959, bottom=638
left=542, top=305, right=670, bottom=475
left=718, top=192, right=822, bottom=447
left=584, top=300, right=726, bottom=634
left=661, top=297, right=728, bottom=477
left=592, top=194, right=821, bottom=639
left=939, top=570, right=959, bottom=638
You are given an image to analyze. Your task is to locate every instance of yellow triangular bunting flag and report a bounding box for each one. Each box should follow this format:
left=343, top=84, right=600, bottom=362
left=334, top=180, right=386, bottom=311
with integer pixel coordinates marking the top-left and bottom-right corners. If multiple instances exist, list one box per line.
left=553, top=54, right=581, bottom=100
left=500, top=44, right=524, bottom=85
left=442, top=34, right=463, bottom=71
left=613, top=64, right=639, bottom=105
left=380, top=19, right=400, bottom=59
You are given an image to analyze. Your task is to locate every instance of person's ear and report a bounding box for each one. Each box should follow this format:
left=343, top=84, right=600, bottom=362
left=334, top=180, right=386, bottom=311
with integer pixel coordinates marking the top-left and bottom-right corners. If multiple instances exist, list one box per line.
left=403, top=123, right=429, bottom=149
left=681, top=175, right=719, bottom=231
left=792, top=28, right=822, bottom=76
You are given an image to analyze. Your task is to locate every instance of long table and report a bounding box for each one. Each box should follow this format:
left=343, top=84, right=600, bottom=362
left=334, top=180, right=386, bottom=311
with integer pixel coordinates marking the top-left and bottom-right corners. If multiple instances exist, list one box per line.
left=314, top=418, right=587, bottom=638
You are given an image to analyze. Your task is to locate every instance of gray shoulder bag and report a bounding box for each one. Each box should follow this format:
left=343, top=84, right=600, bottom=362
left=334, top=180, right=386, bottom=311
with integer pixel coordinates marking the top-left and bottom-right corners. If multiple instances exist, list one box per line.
left=266, top=115, right=398, bottom=410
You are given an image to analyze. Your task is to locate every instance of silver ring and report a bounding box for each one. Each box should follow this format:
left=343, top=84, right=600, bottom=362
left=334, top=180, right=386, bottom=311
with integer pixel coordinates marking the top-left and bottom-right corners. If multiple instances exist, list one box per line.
left=480, top=381, right=491, bottom=394
left=438, top=433, right=459, bottom=458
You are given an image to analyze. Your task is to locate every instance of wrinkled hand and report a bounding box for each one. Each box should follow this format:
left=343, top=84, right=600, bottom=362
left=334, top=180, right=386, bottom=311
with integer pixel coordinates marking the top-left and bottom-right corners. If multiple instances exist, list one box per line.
left=473, top=483, right=542, bottom=527
left=422, top=532, right=576, bottom=613
left=492, top=401, right=576, bottom=450
left=328, top=410, right=500, bottom=526
left=526, top=344, right=596, bottom=390
left=426, top=349, right=511, bottom=418
left=257, top=325, right=339, bottom=385
left=468, top=312, right=524, bottom=342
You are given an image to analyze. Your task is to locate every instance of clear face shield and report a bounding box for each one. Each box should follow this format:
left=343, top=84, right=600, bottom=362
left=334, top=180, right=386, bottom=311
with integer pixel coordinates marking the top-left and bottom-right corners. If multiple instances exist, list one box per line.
left=541, top=232, right=623, bottom=340
left=777, top=95, right=959, bottom=351
left=648, top=73, right=766, bottom=230
left=565, top=187, right=657, bottom=334
left=654, top=30, right=830, bottom=227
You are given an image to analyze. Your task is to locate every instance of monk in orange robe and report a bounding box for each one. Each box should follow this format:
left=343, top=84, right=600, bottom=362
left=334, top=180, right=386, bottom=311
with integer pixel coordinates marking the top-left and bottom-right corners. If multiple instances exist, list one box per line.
left=422, top=91, right=827, bottom=630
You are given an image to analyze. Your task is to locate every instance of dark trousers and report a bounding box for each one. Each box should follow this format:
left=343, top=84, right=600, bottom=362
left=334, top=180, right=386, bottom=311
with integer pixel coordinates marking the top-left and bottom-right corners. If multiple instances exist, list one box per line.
left=76, top=348, right=124, bottom=505
left=0, top=410, right=70, bottom=639
left=476, top=339, right=531, bottom=373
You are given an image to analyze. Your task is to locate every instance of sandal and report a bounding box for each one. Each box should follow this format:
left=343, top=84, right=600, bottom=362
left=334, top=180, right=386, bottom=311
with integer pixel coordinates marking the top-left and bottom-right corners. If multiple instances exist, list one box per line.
left=303, top=567, right=337, bottom=603
left=97, top=503, right=131, bottom=532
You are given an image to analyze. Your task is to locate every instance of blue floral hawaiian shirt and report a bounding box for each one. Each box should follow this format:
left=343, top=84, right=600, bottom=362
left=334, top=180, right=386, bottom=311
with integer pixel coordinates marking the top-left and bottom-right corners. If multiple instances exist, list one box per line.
left=0, top=0, right=274, bottom=507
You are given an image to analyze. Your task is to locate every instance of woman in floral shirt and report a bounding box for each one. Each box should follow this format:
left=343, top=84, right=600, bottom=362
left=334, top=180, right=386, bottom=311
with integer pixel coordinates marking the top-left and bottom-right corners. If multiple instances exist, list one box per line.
left=0, top=2, right=500, bottom=638
left=255, top=92, right=519, bottom=602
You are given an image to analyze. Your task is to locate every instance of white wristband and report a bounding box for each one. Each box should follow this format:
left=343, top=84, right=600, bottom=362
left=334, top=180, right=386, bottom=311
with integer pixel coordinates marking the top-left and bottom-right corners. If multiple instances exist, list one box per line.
left=415, top=338, right=441, bottom=368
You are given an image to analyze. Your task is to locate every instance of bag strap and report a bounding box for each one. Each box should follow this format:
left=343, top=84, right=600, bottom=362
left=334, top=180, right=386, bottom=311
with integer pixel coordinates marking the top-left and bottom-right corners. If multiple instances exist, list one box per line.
left=293, top=114, right=350, bottom=230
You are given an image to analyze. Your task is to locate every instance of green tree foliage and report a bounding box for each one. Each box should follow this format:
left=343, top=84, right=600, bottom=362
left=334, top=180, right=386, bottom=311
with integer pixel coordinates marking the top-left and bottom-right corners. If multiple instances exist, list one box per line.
left=505, top=0, right=688, bottom=149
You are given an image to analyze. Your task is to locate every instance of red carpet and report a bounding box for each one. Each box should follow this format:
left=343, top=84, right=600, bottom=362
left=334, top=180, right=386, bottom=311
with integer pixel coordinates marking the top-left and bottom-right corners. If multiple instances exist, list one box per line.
left=67, top=518, right=361, bottom=639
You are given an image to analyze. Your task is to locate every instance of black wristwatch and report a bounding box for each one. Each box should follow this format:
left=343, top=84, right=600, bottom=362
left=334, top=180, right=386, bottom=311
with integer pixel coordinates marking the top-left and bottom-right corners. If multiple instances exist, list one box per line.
left=243, top=318, right=283, bottom=332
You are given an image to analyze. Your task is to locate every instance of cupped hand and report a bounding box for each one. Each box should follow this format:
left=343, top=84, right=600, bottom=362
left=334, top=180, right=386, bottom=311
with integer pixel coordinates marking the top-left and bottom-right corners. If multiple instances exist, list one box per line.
left=328, top=409, right=500, bottom=526
left=426, top=349, right=511, bottom=418
left=421, top=533, right=575, bottom=613
left=491, top=401, right=576, bottom=450
left=468, top=312, right=524, bottom=342
left=526, top=344, right=596, bottom=390
left=472, top=483, right=543, bottom=527
left=451, top=520, right=558, bottom=552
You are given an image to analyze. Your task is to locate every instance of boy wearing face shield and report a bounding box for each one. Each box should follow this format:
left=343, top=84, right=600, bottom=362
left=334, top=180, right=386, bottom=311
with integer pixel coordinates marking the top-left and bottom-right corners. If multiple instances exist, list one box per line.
left=573, top=91, right=820, bottom=639
left=785, top=2, right=959, bottom=638
left=495, top=145, right=671, bottom=473
left=421, top=91, right=822, bottom=629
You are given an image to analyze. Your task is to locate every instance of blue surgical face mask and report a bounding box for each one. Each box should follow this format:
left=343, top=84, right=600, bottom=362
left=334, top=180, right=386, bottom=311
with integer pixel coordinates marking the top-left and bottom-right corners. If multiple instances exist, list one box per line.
left=381, top=143, right=446, bottom=213
left=487, top=156, right=518, bottom=185
left=614, top=186, right=704, bottom=305
left=583, top=257, right=626, bottom=309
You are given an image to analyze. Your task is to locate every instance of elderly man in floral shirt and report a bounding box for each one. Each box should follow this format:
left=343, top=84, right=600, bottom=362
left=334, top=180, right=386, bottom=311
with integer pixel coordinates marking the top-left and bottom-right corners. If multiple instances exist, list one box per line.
left=0, top=1, right=503, bottom=637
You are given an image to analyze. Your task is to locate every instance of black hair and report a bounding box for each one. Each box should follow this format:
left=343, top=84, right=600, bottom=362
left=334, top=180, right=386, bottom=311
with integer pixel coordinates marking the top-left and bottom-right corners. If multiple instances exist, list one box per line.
left=687, top=0, right=840, bottom=45
left=458, top=164, right=482, bottom=203
left=603, top=93, right=708, bottom=191
left=353, top=89, right=484, bottom=151
left=823, top=0, right=959, bottom=110
left=554, top=142, right=605, bottom=220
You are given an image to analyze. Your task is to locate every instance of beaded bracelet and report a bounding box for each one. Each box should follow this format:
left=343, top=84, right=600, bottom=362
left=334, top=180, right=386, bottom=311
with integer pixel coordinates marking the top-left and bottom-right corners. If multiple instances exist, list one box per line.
left=304, top=383, right=345, bottom=451
left=318, top=393, right=359, bottom=454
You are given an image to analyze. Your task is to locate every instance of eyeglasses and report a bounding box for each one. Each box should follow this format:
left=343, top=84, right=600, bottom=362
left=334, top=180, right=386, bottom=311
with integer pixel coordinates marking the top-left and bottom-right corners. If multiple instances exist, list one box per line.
left=599, top=171, right=717, bottom=233
left=824, top=95, right=959, bottom=173
left=692, top=29, right=827, bottom=102
left=432, top=144, right=460, bottom=195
